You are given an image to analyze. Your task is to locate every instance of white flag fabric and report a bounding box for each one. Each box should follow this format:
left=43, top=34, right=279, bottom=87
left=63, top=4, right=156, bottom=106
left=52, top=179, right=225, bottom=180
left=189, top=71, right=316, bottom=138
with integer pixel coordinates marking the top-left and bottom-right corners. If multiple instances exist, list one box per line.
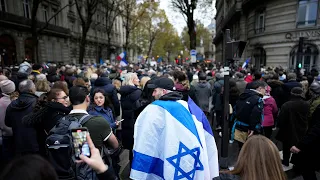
left=130, top=99, right=219, bottom=180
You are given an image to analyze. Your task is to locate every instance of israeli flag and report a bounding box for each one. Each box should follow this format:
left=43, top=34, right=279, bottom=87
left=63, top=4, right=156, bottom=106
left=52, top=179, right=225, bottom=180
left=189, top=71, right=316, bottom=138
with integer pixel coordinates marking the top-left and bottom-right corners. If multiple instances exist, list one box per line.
left=130, top=99, right=219, bottom=180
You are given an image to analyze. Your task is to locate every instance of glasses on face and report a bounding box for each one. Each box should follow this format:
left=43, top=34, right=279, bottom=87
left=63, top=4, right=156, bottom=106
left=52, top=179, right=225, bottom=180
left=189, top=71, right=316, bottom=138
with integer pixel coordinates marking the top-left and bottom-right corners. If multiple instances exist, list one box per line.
left=56, top=96, right=69, bottom=100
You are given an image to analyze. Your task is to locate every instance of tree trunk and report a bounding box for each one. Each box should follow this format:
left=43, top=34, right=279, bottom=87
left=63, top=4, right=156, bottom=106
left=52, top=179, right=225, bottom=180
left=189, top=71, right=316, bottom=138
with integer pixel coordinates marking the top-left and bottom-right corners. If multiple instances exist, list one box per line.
left=107, top=34, right=112, bottom=63
left=78, top=28, right=88, bottom=64
left=188, top=17, right=196, bottom=50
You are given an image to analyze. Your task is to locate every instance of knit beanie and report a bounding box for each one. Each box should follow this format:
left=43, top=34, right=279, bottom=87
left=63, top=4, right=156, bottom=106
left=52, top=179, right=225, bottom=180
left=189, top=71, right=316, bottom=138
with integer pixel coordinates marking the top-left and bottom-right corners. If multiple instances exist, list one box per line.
left=0, top=80, right=15, bottom=94
left=291, top=87, right=305, bottom=99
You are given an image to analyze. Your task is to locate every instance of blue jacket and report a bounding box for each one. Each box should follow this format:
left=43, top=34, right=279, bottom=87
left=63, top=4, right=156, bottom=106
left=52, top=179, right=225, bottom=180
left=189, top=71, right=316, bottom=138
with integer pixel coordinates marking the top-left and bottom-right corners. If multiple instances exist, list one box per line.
left=88, top=106, right=116, bottom=129
left=93, top=77, right=120, bottom=116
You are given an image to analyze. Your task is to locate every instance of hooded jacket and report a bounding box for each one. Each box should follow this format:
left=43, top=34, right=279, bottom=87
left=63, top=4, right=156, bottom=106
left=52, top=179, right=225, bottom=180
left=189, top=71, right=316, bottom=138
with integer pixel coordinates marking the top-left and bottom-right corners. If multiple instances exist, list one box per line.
left=212, top=79, right=224, bottom=111
left=119, top=85, right=142, bottom=149
left=262, top=95, right=278, bottom=127
left=94, top=76, right=120, bottom=116
left=194, top=81, right=212, bottom=112
left=23, top=101, right=71, bottom=156
left=5, top=93, right=39, bottom=154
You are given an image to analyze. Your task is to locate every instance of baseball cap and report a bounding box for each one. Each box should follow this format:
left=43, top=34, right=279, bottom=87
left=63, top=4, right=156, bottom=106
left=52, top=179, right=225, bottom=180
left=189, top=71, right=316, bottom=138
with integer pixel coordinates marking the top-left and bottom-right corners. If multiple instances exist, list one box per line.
left=147, top=77, right=175, bottom=91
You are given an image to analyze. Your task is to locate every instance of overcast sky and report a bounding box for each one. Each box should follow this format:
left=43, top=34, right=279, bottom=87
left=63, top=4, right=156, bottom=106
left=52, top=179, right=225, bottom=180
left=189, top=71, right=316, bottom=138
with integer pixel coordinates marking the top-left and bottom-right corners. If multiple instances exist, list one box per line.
left=159, top=0, right=216, bottom=35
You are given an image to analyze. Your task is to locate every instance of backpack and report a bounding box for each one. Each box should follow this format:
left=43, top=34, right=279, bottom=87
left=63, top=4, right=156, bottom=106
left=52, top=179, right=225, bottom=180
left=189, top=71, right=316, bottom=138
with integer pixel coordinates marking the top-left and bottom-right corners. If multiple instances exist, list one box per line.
left=45, top=114, right=98, bottom=180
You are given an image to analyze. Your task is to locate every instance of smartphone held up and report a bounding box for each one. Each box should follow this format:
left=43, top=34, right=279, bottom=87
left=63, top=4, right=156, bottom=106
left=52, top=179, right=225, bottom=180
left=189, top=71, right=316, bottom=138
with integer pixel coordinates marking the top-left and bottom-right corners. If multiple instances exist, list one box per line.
left=71, top=127, right=91, bottom=160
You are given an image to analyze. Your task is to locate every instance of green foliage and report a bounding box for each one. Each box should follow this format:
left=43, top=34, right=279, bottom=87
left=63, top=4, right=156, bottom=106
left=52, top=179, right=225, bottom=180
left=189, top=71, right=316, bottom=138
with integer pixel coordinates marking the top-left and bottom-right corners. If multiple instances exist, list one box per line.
left=181, top=22, right=212, bottom=52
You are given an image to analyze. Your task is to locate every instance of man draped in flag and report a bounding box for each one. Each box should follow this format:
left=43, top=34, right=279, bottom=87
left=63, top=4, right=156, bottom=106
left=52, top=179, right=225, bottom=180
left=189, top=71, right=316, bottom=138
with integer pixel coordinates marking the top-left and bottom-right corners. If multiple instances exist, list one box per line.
left=130, top=77, right=219, bottom=180
left=117, top=52, right=128, bottom=67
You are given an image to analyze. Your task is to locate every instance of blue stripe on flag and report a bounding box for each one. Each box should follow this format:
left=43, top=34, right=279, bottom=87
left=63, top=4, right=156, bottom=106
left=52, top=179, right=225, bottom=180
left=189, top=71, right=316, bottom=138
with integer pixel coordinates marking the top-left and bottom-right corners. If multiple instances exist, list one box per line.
left=132, top=150, right=164, bottom=178
left=152, top=100, right=202, bottom=147
left=188, top=97, right=214, bottom=136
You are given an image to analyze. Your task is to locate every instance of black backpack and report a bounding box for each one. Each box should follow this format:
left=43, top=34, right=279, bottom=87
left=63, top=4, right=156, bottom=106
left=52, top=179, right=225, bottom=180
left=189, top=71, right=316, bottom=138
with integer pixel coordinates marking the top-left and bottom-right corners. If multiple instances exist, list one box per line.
left=45, top=114, right=98, bottom=180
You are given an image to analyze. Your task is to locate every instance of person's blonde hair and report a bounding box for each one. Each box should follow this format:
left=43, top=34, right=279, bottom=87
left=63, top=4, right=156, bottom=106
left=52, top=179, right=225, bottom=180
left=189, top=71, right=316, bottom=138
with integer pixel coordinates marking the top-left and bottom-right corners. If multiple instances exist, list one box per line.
left=122, top=73, right=137, bottom=86
left=113, top=79, right=121, bottom=90
left=140, top=76, right=150, bottom=89
left=229, top=135, right=286, bottom=180
left=35, top=80, right=50, bottom=92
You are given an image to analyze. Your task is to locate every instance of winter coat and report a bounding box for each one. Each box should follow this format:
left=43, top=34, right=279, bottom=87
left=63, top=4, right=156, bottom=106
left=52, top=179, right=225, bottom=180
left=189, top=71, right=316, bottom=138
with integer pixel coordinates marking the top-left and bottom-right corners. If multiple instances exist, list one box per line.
left=194, top=81, right=212, bottom=112
left=5, top=93, right=39, bottom=154
left=46, top=73, right=60, bottom=83
left=308, top=95, right=320, bottom=120
left=283, top=80, right=302, bottom=102
left=244, top=74, right=253, bottom=83
left=0, top=94, right=13, bottom=136
left=235, top=78, right=247, bottom=94
left=235, top=89, right=264, bottom=132
left=212, top=79, right=224, bottom=111
left=93, top=77, right=120, bottom=116
left=262, top=96, right=278, bottom=127
left=267, top=80, right=286, bottom=108
left=119, top=85, right=142, bottom=150
left=214, top=173, right=240, bottom=180
left=88, top=106, right=116, bottom=129
left=64, top=75, right=76, bottom=88
left=291, top=104, right=320, bottom=171
left=22, top=101, right=71, bottom=156
left=276, top=98, right=309, bottom=146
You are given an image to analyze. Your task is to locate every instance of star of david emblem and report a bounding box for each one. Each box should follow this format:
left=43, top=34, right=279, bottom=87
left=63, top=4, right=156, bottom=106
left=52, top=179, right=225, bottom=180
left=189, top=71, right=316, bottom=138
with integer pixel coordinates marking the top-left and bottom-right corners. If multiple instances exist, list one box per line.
left=167, top=142, right=204, bottom=180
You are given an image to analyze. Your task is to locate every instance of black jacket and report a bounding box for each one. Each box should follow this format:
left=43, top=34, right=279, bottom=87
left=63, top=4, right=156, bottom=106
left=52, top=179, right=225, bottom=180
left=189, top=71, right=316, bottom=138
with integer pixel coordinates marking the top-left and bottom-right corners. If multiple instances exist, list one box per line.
left=235, top=89, right=263, bottom=131
left=23, top=102, right=71, bottom=156
left=119, top=85, right=142, bottom=150
left=276, top=97, right=309, bottom=146
left=94, top=77, right=120, bottom=116
left=291, top=104, right=320, bottom=170
left=267, top=80, right=285, bottom=108
left=5, top=93, right=39, bottom=154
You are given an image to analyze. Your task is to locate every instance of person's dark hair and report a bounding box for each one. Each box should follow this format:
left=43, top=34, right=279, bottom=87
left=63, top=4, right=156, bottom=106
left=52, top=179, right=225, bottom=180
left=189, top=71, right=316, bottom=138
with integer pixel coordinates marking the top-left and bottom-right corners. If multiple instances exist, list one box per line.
left=48, top=66, right=57, bottom=76
left=198, top=72, right=207, bottom=81
left=172, top=70, right=187, bottom=82
left=251, top=80, right=267, bottom=89
left=270, top=72, right=279, bottom=80
left=91, top=88, right=114, bottom=110
left=69, top=85, right=89, bottom=105
left=0, top=154, right=58, bottom=180
left=32, top=64, right=42, bottom=71
left=254, top=71, right=262, bottom=80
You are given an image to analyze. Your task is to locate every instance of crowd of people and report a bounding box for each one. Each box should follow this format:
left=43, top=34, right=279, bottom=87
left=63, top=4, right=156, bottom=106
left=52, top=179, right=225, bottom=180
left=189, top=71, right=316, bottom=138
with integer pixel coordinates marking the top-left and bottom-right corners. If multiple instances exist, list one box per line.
left=0, top=59, right=320, bottom=179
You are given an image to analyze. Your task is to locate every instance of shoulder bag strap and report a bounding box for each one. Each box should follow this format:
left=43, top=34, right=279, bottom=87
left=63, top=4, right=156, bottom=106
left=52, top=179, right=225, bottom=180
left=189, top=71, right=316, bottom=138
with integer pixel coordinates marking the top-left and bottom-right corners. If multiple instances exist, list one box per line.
left=79, top=114, right=94, bottom=125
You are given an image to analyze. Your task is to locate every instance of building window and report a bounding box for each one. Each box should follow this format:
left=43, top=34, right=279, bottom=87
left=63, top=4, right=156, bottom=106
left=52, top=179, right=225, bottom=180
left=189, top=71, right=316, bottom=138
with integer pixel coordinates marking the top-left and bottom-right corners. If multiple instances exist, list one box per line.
left=0, top=0, right=7, bottom=12
left=290, top=44, right=319, bottom=72
left=255, top=11, right=265, bottom=34
left=23, top=0, right=31, bottom=18
left=253, top=47, right=266, bottom=68
left=297, top=0, right=318, bottom=27
left=52, top=8, right=58, bottom=25
left=42, top=5, right=48, bottom=22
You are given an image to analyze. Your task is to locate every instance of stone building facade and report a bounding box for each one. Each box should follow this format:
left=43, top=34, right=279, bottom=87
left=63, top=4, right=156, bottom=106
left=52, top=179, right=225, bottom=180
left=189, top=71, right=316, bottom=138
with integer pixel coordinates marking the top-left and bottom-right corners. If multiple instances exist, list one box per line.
left=214, top=0, right=320, bottom=72
left=0, top=0, right=126, bottom=65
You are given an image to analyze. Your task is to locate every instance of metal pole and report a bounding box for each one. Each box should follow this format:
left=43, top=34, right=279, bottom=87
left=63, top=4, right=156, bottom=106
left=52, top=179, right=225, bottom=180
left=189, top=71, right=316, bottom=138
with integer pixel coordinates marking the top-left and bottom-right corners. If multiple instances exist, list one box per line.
left=220, top=29, right=231, bottom=169
left=296, top=37, right=304, bottom=79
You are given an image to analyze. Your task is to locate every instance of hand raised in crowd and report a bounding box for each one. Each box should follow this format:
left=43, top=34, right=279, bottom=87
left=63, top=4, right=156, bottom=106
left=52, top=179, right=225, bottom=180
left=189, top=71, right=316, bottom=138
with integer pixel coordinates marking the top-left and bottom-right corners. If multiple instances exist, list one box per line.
left=76, top=133, right=108, bottom=174
left=290, top=146, right=301, bottom=154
